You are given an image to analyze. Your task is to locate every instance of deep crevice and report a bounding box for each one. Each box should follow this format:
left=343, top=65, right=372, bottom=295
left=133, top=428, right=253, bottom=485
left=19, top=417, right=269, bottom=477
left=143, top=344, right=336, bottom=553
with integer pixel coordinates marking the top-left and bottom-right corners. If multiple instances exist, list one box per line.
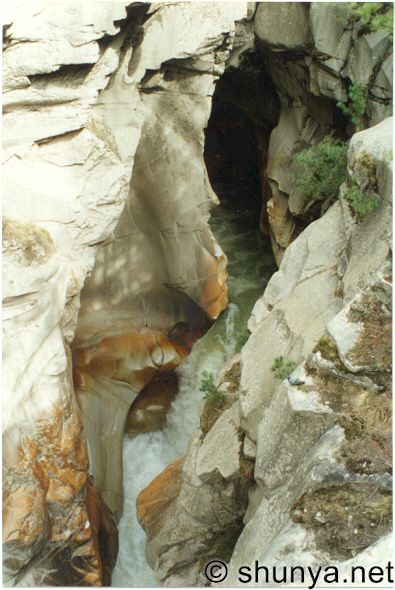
left=204, top=51, right=280, bottom=221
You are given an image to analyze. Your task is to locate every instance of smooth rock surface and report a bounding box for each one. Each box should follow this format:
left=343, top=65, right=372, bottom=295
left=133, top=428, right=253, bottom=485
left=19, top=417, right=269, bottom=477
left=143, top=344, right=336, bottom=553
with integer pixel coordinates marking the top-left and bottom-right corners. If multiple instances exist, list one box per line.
left=255, top=3, right=312, bottom=50
left=3, top=2, right=248, bottom=585
left=73, top=1, right=248, bottom=519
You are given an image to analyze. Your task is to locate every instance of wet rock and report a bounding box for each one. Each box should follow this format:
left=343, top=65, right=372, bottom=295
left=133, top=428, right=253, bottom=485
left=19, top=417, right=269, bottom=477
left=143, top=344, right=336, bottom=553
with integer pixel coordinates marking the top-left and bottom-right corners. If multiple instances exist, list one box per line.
left=136, top=458, right=184, bottom=541
left=86, top=477, right=119, bottom=587
left=125, top=372, right=179, bottom=435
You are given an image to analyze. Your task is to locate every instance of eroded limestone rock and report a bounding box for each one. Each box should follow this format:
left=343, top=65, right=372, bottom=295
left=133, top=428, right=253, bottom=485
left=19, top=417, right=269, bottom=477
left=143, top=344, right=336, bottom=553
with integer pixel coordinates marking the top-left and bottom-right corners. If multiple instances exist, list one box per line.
left=3, top=1, right=248, bottom=585
left=73, top=1, right=249, bottom=519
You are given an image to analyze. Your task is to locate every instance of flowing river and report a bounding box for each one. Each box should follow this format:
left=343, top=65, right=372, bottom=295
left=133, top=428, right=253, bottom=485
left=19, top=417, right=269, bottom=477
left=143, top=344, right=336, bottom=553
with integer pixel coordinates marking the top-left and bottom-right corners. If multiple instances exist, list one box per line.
left=112, top=200, right=276, bottom=586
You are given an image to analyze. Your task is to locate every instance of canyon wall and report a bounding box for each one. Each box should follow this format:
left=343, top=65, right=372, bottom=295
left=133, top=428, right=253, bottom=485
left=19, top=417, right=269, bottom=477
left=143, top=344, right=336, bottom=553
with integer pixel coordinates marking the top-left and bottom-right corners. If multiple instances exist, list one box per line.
left=255, top=2, right=393, bottom=264
left=3, top=1, right=393, bottom=587
left=3, top=2, right=250, bottom=585
left=136, top=3, right=393, bottom=585
left=138, top=115, right=393, bottom=587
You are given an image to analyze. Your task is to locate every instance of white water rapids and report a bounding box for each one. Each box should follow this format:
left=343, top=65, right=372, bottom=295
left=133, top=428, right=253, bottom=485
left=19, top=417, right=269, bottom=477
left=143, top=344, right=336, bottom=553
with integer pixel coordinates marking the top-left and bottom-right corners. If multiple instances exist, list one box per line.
left=112, top=203, right=275, bottom=586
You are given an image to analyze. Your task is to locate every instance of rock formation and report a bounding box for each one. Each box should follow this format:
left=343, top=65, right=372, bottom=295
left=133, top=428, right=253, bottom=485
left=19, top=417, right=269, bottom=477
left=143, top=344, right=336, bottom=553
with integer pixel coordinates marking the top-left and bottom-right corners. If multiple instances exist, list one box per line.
left=3, top=1, right=393, bottom=587
left=3, top=1, right=248, bottom=585
left=138, top=116, right=393, bottom=587
left=255, top=2, right=393, bottom=263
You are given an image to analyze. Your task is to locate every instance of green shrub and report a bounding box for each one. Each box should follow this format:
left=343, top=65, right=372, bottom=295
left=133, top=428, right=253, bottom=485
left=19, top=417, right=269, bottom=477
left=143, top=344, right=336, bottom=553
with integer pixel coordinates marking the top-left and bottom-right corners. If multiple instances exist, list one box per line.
left=271, top=356, right=297, bottom=380
left=343, top=185, right=380, bottom=216
left=291, top=138, right=348, bottom=203
left=199, top=371, right=226, bottom=405
left=337, top=81, right=368, bottom=130
left=235, top=328, right=250, bottom=351
left=351, top=2, right=393, bottom=39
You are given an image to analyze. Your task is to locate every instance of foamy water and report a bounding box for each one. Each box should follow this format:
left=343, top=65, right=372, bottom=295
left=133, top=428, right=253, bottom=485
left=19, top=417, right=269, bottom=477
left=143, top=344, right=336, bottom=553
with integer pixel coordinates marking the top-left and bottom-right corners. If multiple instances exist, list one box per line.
left=112, top=203, right=275, bottom=586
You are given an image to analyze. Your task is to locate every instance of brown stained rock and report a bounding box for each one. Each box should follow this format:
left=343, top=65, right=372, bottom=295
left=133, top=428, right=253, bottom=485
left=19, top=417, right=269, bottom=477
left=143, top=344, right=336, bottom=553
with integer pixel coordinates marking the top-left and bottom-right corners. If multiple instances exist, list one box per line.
left=126, top=371, right=179, bottom=435
left=3, top=485, right=48, bottom=547
left=125, top=323, right=207, bottom=435
left=86, top=477, right=119, bottom=587
left=73, top=328, right=196, bottom=517
left=266, top=184, right=299, bottom=266
left=74, top=329, right=188, bottom=389
left=267, top=187, right=296, bottom=249
left=198, top=254, right=228, bottom=320
left=136, top=458, right=184, bottom=540
left=2, top=397, right=115, bottom=586
left=46, top=481, right=75, bottom=506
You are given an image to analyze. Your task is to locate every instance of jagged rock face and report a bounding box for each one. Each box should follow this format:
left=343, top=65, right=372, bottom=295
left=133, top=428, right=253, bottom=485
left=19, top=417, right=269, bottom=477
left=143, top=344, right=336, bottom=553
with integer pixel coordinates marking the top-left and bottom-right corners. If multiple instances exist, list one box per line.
left=254, top=2, right=393, bottom=264
left=138, top=118, right=392, bottom=586
left=3, top=1, right=249, bottom=585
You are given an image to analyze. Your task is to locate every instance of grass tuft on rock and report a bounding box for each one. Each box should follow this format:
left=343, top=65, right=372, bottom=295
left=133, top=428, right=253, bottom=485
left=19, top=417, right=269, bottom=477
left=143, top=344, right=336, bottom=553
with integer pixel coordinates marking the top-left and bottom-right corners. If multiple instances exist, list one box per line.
left=291, top=482, right=392, bottom=560
left=344, top=186, right=381, bottom=217
left=199, top=372, right=232, bottom=438
left=314, top=336, right=341, bottom=366
left=271, top=356, right=297, bottom=380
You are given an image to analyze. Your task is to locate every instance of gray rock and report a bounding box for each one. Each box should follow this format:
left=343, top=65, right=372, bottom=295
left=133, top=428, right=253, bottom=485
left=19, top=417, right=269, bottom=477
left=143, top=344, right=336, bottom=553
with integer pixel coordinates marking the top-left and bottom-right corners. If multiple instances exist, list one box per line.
left=310, top=3, right=352, bottom=66
left=255, top=3, right=312, bottom=50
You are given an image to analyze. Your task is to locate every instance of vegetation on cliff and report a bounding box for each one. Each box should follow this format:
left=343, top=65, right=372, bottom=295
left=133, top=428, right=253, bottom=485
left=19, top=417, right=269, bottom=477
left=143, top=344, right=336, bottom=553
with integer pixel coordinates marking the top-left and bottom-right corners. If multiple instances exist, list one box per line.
left=291, top=139, right=348, bottom=205
left=271, top=356, right=297, bottom=380
left=351, top=2, right=393, bottom=39
left=337, top=81, right=368, bottom=130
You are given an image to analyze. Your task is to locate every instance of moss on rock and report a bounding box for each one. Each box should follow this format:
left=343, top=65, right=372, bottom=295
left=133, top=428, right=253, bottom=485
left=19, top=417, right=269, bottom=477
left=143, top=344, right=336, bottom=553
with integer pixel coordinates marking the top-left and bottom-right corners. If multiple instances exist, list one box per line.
left=199, top=397, right=233, bottom=439
left=291, top=482, right=392, bottom=560
left=3, top=218, right=55, bottom=265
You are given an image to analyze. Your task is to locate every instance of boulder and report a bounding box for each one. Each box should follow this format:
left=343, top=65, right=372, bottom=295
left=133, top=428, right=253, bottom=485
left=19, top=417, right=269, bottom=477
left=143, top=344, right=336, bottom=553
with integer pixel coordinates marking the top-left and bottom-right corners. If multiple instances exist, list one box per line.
left=125, top=372, right=179, bottom=435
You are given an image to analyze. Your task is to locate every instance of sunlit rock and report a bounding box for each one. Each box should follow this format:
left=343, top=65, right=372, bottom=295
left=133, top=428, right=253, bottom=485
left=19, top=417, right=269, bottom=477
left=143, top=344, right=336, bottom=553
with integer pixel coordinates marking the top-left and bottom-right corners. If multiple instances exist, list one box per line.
left=3, top=1, right=248, bottom=584
left=255, top=3, right=312, bottom=51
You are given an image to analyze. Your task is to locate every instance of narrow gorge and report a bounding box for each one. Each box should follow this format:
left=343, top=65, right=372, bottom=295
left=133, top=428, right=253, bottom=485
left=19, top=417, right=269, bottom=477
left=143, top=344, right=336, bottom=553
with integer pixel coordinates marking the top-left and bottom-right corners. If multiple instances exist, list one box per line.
left=2, top=2, right=393, bottom=587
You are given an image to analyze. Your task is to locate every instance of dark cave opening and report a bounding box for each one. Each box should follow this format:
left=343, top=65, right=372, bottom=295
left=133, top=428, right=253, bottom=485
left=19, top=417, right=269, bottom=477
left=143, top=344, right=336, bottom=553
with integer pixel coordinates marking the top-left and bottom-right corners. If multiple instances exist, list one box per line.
left=204, top=52, right=280, bottom=222
left=204, top=101, right=263, bottom=213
